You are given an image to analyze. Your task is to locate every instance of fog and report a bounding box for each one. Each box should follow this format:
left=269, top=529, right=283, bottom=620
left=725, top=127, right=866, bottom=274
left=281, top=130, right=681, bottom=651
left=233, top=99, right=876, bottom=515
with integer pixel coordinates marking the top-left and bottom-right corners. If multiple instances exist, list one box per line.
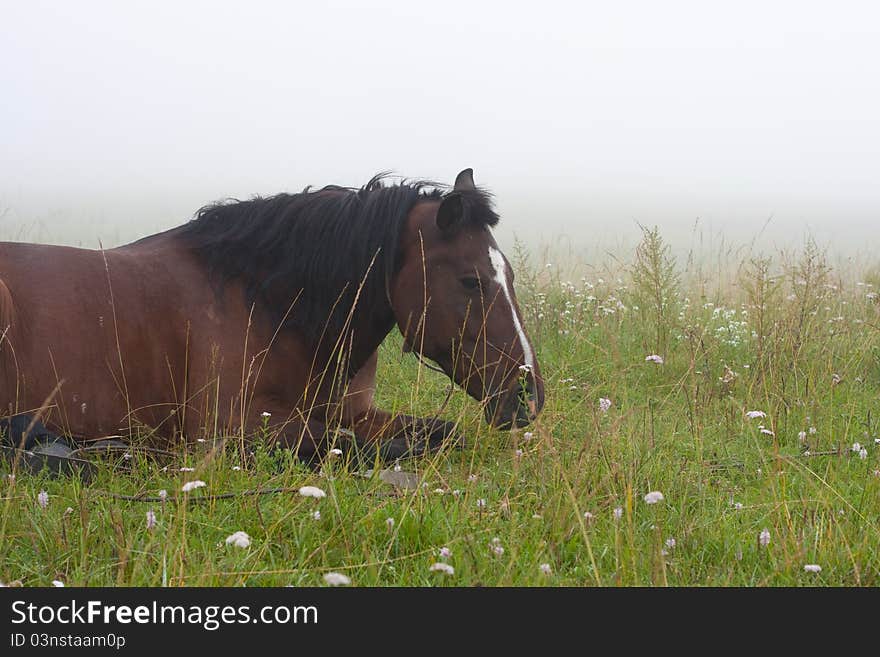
left=2, top=1, right=879, bottom=257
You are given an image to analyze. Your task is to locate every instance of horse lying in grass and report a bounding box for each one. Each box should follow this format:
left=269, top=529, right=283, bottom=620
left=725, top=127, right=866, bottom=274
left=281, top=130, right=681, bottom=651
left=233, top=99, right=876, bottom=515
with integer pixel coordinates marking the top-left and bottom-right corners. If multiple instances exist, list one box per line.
left=0, top=169, right=544, bottom=472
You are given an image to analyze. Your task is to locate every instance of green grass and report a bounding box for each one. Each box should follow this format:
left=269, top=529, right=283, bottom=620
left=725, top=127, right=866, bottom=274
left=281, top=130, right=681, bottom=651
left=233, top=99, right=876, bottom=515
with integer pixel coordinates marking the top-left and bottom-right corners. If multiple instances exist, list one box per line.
left=2, top=233, right=880, bottom=587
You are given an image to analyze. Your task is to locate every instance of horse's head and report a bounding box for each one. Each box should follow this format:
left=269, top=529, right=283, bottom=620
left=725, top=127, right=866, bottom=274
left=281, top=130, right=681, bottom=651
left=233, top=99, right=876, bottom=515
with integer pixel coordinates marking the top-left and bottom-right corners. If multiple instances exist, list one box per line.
left=391, top=169, right=545, bottom=429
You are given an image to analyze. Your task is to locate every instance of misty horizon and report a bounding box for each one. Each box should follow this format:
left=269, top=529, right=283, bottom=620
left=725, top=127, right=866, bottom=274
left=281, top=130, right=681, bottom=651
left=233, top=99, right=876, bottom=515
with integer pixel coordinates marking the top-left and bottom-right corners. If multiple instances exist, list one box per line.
left=2, top=1, right=878, bottom=257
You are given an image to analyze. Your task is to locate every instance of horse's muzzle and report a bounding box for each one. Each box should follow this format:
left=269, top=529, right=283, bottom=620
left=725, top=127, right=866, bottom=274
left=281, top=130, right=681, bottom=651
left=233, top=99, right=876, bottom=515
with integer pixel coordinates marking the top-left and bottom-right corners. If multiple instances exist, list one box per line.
left=483, top=370, right=545, bottom=429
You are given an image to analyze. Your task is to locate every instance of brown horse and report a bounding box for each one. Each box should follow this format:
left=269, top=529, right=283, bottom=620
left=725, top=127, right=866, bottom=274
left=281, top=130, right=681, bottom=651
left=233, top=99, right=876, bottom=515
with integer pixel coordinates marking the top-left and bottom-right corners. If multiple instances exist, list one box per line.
left=0, top=169, right=544, bottom=469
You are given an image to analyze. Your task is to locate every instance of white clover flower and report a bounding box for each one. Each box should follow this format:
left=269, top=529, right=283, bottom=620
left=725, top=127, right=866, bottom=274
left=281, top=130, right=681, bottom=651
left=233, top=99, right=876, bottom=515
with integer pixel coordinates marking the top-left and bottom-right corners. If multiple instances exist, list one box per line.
left=599, top=397, right=612, bottom=413
left=476, top=498, right=487, bottom=509
left=323, top=572, right=351, bottom=586
left=859, top=448, right=868, bottom=460
left=37, top=490, right=49, bottom=509
left=312, top=510, right=321, bottom=520
left=613, top=507, right=623, bottom=520
left=803, top=564, right=822, bottom=573
left=515, top=449, right=523, bottom=458
left=851, top=442, right=862, bottom=453
left=298, top=485, right=326, bottom=499
left=329, top=448, right=343, bottom=457
left=734, top=502, right=744, bottom=511
left=261, top=411, right=271, bottom=418
left=760, top=428, right=775, bottom=436
left=438, top=547, right=452, bottom=559
left=798, top=431, right=807, bottom=443
left=158, top=489, right=168, bottom=501
left=225, top=531, right=251, bottom=548
left=146, top=510, right=157, bottom=531
left=809, top=426, right=817, bottom=434
left=643, top=491, right=664, bottom=505
left=522, top=432, right=533, bottom=442
left=746, top=410, right=767, bottom=419
left=665, top=538, right=676, bottom=549
left=429, top=562, right=454, bottom=575
left=181, top=480, right=206, bottom=493
left=759, top=528, right=771, bottom=547
left=393, top=462, right=402, bottom=472
left=232, top=466, right=241, bottom=471
left=179, top=467, right=195, bottom=472
left=539, top=563, right=552, bottom=575
left=51, top=580, right=65, bottom=587
left=645, top=354, right=664, bottom=364
left=583, top=511, right=594, bottom=522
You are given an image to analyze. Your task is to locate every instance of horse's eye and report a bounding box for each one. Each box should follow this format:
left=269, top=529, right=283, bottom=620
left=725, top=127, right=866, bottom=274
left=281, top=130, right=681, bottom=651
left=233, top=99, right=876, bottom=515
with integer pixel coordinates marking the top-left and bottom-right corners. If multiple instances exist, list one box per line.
left=460, top=276, right=480, bottom=291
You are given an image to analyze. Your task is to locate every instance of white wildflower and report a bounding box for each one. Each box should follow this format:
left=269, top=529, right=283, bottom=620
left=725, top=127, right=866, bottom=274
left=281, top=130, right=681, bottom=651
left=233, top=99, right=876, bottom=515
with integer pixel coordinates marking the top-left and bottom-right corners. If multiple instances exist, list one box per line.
left=613, top=506, right=623, bottom=520
left=429, top=562, right=454, bottom=575
left=803, top=564, right=822, bottom=573
left=323, top=572, right=351, bottom=586
left=51, top=580, right=64, bottom=587
left=746, top=410, right=766, bottom=419
left=225, top=531, right=251, bottom=548
left=146, top=510, right=157, bottom=531
left=158, top=489, right=168, bottom=501
left=298, top=485, right=326, bottom=499
left=181, top=480, right=206, bottom=493
left=599, top=397, right=612, bottom=413
left=37, top=490, right=49, bottom=509
left=859, top=448, right=868, bottom=460
left=665, top=538, right=676, bottom=549
left=645, top=354, right=664, bottom=364
left=539, top=563, right=552, bottom=575
left=312, top=510, right=321, bottom=520
left=759, top=528, right=771, bottom=547
left=438, top=547, right=452, bottom=559
left=643, top=491, right=664, bottom=505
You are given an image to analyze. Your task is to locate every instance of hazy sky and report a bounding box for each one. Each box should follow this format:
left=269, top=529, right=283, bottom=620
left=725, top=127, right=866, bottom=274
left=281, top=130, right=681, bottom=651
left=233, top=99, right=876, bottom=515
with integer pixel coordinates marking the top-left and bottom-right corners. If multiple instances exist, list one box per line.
left=2, top=1, right=879, bottom=253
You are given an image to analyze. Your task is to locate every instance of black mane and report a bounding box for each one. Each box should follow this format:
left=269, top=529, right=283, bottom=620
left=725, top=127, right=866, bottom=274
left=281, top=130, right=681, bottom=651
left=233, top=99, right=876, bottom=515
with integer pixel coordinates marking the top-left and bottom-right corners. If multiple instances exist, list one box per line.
left=178, top=174, right=499, bottom=347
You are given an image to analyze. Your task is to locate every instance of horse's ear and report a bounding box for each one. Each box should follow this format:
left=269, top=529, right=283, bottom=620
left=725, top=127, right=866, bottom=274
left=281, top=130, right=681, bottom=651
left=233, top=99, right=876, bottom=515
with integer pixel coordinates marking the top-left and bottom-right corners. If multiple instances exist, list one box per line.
left=436, top=193, right=464, bottom=232
left=454, top=168, right=475, bottom=191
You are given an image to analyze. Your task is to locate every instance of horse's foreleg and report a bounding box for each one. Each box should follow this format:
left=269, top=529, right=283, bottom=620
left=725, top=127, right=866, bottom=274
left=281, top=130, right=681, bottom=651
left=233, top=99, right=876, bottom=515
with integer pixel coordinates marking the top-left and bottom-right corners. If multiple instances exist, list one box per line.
left=249, top=409, right=329, bottom=467
left=344, top=408, right=462, bottom=460
left=340, top=352, right=463, bottom=460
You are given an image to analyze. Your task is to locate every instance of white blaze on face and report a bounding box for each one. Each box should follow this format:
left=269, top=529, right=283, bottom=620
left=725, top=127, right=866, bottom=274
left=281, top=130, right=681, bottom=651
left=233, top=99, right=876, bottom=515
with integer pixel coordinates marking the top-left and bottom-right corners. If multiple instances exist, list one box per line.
left=488, top=246, right=535, bottom=372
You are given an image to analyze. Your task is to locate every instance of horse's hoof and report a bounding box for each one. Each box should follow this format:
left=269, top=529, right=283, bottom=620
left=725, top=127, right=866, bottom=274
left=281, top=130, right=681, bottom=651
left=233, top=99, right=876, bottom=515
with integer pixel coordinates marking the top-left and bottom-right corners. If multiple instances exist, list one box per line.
left=376, top=419, right=464, bottom=461
left=23, top=440, right=94, bottom=481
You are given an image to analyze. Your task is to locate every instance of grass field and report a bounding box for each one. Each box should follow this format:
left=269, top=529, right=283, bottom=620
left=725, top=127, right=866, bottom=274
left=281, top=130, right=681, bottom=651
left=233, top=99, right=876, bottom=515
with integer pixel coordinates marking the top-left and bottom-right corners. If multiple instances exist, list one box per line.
left=2, top=230, right=880, bottom=587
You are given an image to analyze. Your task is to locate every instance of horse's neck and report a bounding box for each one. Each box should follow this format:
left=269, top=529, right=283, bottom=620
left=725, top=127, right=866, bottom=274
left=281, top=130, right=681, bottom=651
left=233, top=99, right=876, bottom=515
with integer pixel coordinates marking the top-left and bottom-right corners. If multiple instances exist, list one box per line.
left=338, top=312, right=396, bottom=378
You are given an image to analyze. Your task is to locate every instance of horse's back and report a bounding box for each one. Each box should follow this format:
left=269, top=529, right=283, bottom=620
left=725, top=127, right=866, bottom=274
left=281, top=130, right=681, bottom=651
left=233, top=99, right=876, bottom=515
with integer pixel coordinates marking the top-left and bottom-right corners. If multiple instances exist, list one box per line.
left=0, top=241, right=175, bottom=433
